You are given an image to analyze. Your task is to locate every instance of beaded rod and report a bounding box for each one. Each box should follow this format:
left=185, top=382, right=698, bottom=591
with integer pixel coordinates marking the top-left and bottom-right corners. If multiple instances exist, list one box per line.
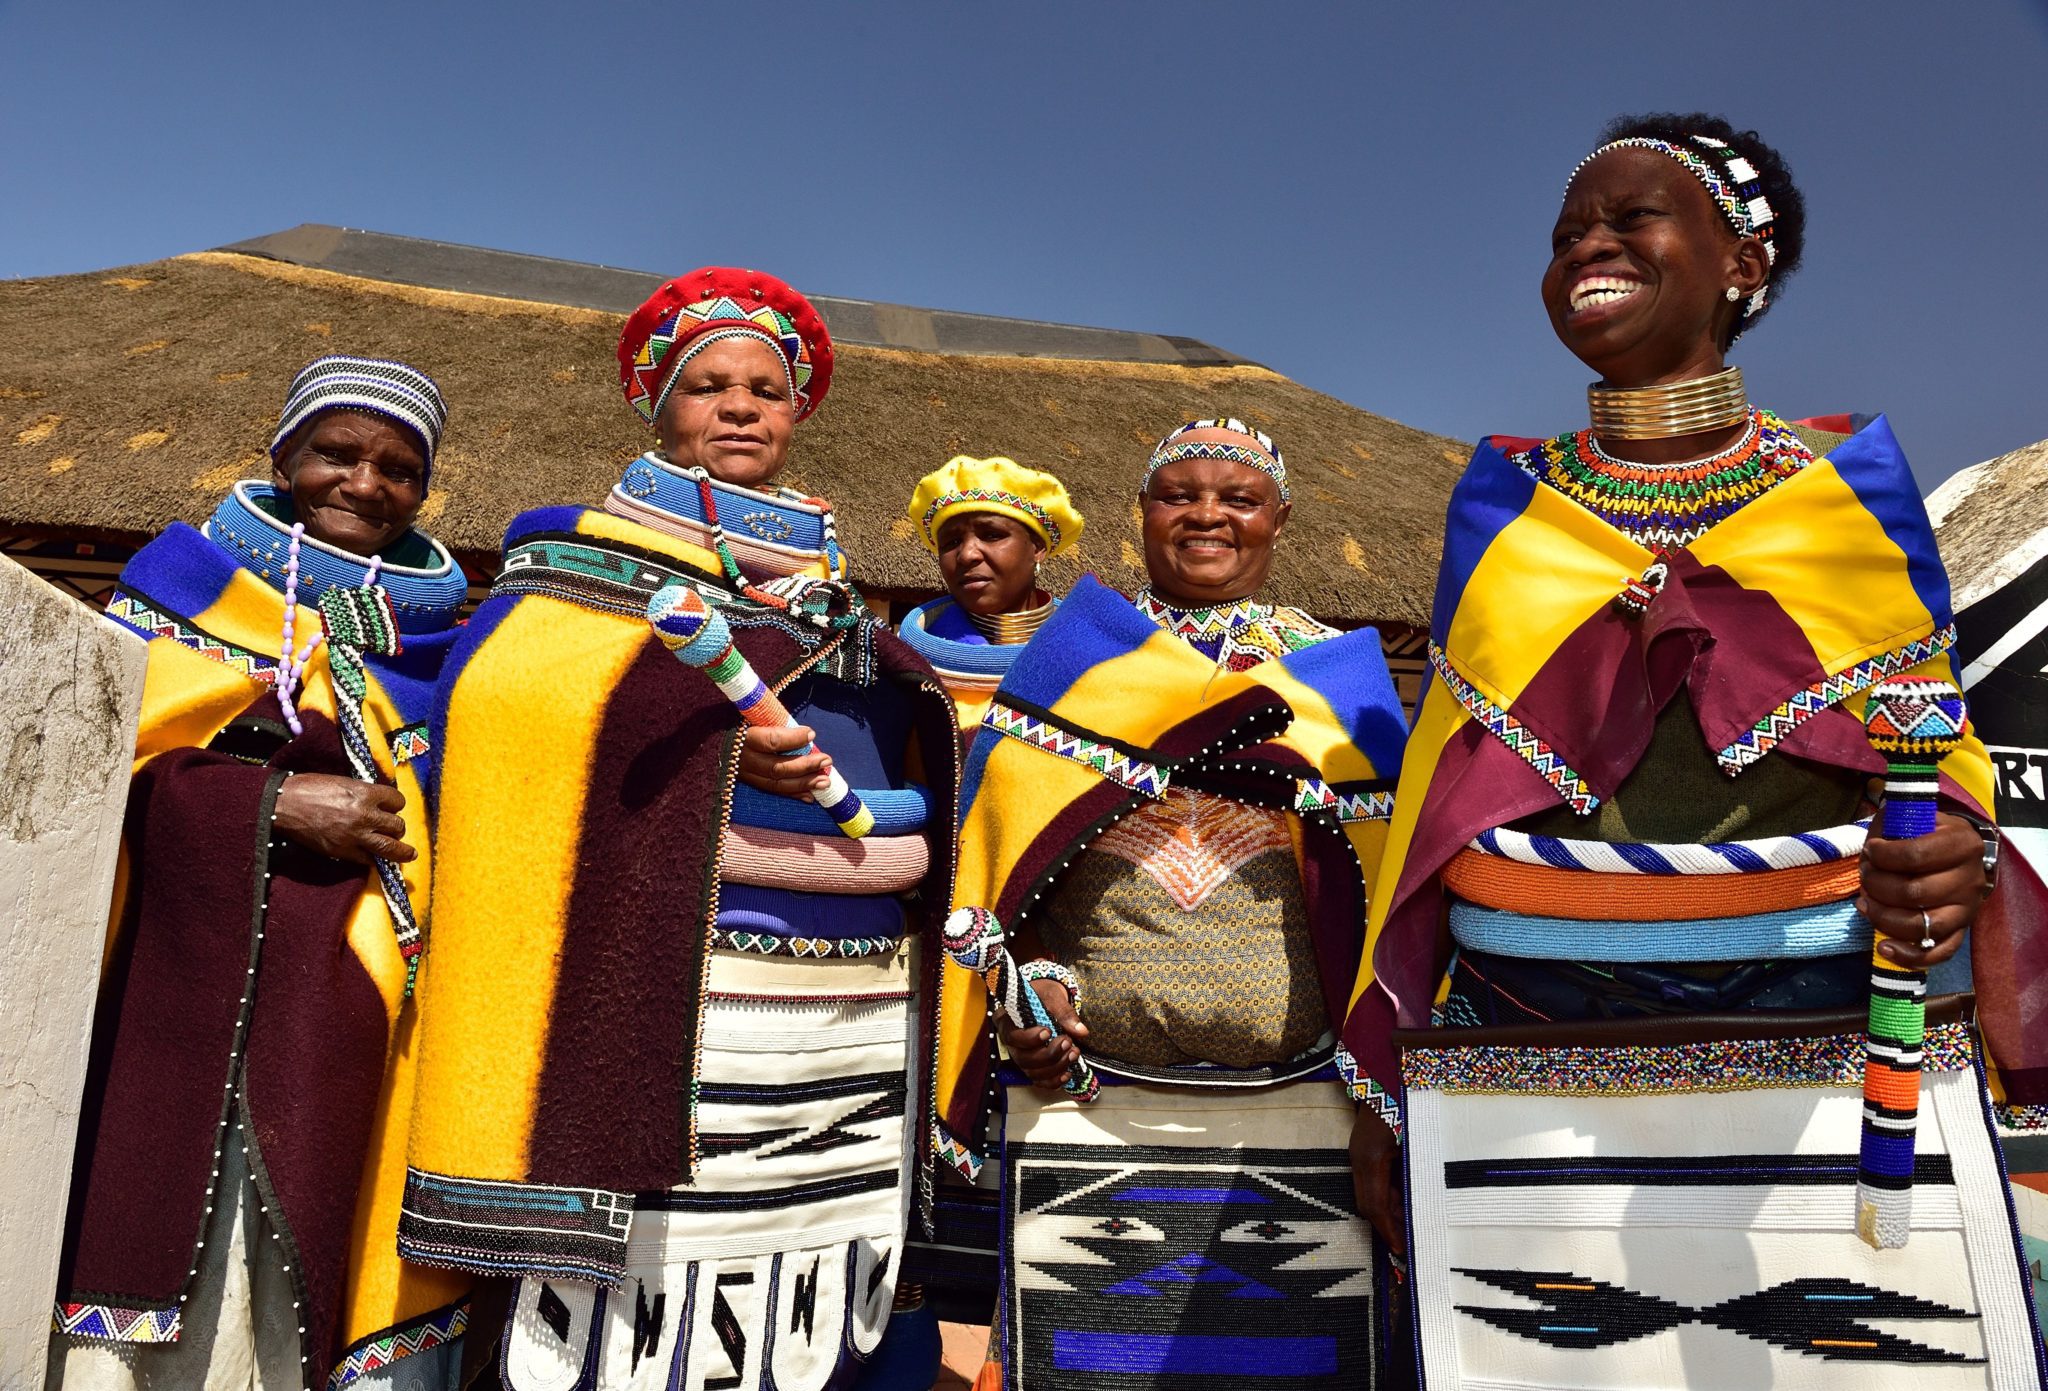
left=647, top=582, right=873, bottom=838
left=942, top=908, right=1099, bottom=1102
left=1855, top=676, right=1968, bottom=1251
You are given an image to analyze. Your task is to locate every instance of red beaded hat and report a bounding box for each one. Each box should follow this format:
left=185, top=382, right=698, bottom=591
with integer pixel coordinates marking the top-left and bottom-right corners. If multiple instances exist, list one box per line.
left=617, top=266, right=835, bottom=425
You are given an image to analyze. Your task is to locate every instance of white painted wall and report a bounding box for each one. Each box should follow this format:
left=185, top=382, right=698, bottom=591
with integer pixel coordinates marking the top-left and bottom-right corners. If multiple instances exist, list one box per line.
left=0, top=556, right=145, bottom=1391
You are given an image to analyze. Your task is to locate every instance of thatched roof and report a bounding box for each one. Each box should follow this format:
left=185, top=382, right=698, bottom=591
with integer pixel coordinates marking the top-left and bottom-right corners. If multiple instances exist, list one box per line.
left=0, top=228, right=1469, bottom=624
left=1927, top=437, right=2048, bottom=612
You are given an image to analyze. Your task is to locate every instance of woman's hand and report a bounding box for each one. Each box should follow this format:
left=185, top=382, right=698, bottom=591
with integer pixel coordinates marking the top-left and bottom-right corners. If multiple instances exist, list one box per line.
left=273, top=773, right=415, bottom=865
left=1349, top=1105, right=1405, bottom=1257
left=1858, top=811, right=1989, bottom=968
left=999, top=977, right=1089, bottom=1090
left=737, top=724, right=832, bottom=798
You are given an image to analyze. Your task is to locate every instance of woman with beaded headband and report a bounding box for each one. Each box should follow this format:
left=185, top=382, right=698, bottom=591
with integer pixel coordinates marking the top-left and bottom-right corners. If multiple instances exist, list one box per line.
left=404, top=268, right=962, bottom=1391
left=934, top=418, right=1411, bottom=1389
left=52, top=355, right=473, bottom=1391
left=899, top=454, right=1085, bottom=742
left=1348, top=115, right=2046, bottom=1385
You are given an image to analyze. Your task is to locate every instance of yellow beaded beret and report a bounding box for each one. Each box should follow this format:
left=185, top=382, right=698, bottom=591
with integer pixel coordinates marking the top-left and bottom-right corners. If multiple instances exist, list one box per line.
left=907, top=455, right=1084, bottom=558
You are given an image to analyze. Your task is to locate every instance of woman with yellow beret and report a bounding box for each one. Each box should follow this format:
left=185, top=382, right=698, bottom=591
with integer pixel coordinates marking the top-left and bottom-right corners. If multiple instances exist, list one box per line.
left=899, top=455, right=1085, bottom=737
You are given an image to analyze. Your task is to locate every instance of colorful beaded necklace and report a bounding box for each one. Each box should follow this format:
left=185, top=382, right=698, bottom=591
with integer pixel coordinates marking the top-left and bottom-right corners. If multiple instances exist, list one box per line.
left=1517, top=408, right=1814, bottom=553
left=1136, top=588, right=1333, bottom=670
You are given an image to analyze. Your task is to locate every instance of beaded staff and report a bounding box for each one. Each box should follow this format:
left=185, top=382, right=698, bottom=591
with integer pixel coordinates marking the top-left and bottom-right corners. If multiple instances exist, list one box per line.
left=943, top=908, right=1098, bottom=1102
left=1856, top=675, right=1968, bottom=1251
left=315, top=583, right=423, bottom=995
left=647, top=582, right=873, bottom=838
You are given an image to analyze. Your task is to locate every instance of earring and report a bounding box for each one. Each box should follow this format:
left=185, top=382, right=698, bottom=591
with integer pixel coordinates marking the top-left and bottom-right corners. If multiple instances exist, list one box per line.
left=1725, top=286, right=1741, bottom=302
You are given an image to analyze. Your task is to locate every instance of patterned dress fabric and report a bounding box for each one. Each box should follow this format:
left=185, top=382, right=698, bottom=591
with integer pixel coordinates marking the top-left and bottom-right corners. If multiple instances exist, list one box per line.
left=1039, top=788, right=1323, bottom=1068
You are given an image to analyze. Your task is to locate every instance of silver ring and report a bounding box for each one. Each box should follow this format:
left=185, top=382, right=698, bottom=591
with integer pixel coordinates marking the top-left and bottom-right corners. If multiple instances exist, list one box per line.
left=1918, top=909, right=1935, bottom=950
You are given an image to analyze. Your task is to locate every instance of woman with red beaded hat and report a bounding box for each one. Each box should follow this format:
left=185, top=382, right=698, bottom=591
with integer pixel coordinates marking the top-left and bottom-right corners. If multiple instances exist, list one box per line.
left=404, top=269, right=961, bottom=1391
left=1348, top=115, right=2047, bottom=1387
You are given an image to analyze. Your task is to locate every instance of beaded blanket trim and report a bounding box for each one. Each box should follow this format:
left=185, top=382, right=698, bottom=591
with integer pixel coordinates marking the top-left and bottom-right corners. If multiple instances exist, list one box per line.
left=106, top=589, right=281, bottom=687
left=1716, top=624, right=1958, bottom=773
left=1335, top=1045, right=1403, bottom=1139
left=1471, top=820, right=1867, bottom=874
left=1994, top=1102, right=2048, bottom=1134
left=1294, top=778, right=1396, bottom=823
left=52, top=1299, right=182, bottom=1344
left=396, top=1168, right=632, bottom=1285
left=984, top=700, right=1171, bottom=799
left=387, top=721, right=431, bottom=766
left=934, top=1120, right=985, bottom=1181
left=1429, top=642, right=1598, bottom=814
left=326, top=1300, right=468, bottom=1391
left=711, top=928, right=906, bottom=959
left=1404, top=1019, right=1975, bottom=1096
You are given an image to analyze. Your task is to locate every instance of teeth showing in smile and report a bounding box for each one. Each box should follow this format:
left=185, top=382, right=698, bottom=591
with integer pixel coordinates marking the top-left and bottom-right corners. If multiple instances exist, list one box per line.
left=1570, top=277, right=1642, bottom=313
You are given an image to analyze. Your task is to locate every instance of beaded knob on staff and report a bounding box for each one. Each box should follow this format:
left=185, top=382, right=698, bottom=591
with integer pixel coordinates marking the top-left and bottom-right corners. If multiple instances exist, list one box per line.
left=316, top=584, right=424, bottom=995
left=1856, top=675, right=1968, bottom=1251
left=647, top=582, right=873, bottom=839
left=944, top=908, right=1099, bottom=1102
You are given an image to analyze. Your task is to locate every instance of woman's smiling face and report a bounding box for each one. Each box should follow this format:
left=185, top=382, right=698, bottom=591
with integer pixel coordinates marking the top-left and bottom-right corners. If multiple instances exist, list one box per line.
left=1542, top=146, right=1766, bottom=386
left=1139, top=435, right=1289, bottom=608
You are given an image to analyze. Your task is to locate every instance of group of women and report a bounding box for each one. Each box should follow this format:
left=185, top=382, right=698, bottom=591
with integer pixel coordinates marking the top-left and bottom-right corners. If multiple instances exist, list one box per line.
left=49, top=111, right=2043, bottom=1391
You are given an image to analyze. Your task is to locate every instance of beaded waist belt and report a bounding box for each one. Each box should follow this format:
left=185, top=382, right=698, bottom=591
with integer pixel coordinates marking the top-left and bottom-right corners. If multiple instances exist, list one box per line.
left=720, top=823, right=929, bottom=894
left=1444, top=847, right=1861, bottom=920
left=1468, top=820, right=1867, bottom=874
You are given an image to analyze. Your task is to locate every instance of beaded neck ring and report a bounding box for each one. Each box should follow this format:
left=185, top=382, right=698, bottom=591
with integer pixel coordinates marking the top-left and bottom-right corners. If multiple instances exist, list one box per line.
left=275, top=522, right=382, bottom=736
left=683, top=464, right=859, bottom=632
left=968, top=590, right=1055, bottom=645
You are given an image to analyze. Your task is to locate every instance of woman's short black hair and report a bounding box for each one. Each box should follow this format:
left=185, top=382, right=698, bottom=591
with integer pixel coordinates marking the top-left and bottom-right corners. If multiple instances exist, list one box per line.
left=1599, top=112, right=1806, bottom=344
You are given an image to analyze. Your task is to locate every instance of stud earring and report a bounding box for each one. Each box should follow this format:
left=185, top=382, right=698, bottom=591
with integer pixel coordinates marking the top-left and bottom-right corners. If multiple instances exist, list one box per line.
left=1725, top=286, right=1741, bottom=302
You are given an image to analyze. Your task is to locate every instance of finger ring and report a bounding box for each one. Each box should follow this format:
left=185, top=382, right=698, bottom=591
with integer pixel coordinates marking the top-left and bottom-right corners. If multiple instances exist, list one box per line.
left=1918, top=909, right=1935, bottom=951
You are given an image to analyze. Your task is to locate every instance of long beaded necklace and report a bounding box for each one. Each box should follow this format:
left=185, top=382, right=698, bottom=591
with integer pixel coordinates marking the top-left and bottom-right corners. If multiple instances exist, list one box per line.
left=683, top=465, right=861, bottom=634
left=276, top=522, right=380, bottom=735
left=1525, top=408, right=1813, bottom=553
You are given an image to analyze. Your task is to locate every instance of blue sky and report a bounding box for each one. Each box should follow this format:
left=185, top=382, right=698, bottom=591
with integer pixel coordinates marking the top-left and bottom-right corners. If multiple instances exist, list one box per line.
left=4, top=1, right=2044, bottom=488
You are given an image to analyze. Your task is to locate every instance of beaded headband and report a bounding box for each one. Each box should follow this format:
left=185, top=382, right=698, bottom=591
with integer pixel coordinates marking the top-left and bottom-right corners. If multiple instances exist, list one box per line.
left=1569, top=135, right=1778, bottom=321
left=920, top=487, right=1062, bottom=551
left=632, top=296, right=814, bottom=425
left=270, top=354, right=447, bottom=483
left=1143, top=418, right=1289, bottom=502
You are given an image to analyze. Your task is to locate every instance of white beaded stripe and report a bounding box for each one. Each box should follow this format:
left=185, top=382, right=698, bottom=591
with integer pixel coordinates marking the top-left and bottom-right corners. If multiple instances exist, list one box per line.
left=1469, top=820, right=1867, bottom=875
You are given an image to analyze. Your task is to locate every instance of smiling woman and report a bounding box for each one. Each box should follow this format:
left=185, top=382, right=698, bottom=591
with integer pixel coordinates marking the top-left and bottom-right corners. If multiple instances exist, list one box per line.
left=1349, top=115, right=2048, bottom=1388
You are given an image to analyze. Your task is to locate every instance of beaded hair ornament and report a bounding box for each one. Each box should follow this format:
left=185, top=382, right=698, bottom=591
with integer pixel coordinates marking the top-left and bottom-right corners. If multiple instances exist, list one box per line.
left=1569, top=134, right=1778, bottom=323
left=1143, top=418, right=1290, bottom=503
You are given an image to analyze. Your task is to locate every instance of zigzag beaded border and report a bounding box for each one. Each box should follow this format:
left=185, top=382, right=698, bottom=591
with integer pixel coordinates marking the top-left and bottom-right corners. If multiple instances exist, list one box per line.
left=327, top=1301, right=468, bottom=1391
left=106, top=590, right=280, bottom=686
left=984, top=701, right=1170, bottom=798
left=1429, top=643, right=1597, bottom=814
left=1294, top=778, right=1396, bottom=823
left=52, top=1299, right=182, bottom=1344
left=1334, top=1044, right=1403, bottom=1139
left=1718, top=625, right=1958, bottom=773
left=1470, top=820, right=1867, bottom=874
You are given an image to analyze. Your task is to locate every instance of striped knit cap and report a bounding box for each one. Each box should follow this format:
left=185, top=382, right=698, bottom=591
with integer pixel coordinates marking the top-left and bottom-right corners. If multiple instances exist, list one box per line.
left=269, top=355, right=448, bottom=486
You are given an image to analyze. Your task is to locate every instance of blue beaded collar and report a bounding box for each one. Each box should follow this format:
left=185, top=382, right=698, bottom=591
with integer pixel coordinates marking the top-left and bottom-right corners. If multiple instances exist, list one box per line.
left=899, top=596, right=1039, bottom=679
left=204, top=481, right=467, bottom=633
left=615, top=451, right=837, bottom=564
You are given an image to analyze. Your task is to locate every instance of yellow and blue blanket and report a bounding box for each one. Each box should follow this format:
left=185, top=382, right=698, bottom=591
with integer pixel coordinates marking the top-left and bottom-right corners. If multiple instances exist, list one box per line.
left=1348, top=416, right=2048, bottom=1112
left=936, top=576, right=1408, bottom=1166
left=64, top=519, right=468, bottom=1388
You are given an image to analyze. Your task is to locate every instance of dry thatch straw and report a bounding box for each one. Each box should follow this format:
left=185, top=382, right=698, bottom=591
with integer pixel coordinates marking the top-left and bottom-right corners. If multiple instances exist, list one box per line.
left=1, top=250, right=1472, bottom=624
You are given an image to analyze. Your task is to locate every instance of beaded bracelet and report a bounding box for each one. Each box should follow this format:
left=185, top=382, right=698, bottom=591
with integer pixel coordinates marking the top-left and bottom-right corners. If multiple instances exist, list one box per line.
left=1017, top=958, right=1083, bottom=1013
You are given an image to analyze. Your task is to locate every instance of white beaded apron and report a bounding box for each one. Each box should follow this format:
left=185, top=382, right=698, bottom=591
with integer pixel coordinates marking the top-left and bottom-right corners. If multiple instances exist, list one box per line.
left=499, top=944, right=920, bottom=1391
left=1400, top=1009, right=2047, bottom=1390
